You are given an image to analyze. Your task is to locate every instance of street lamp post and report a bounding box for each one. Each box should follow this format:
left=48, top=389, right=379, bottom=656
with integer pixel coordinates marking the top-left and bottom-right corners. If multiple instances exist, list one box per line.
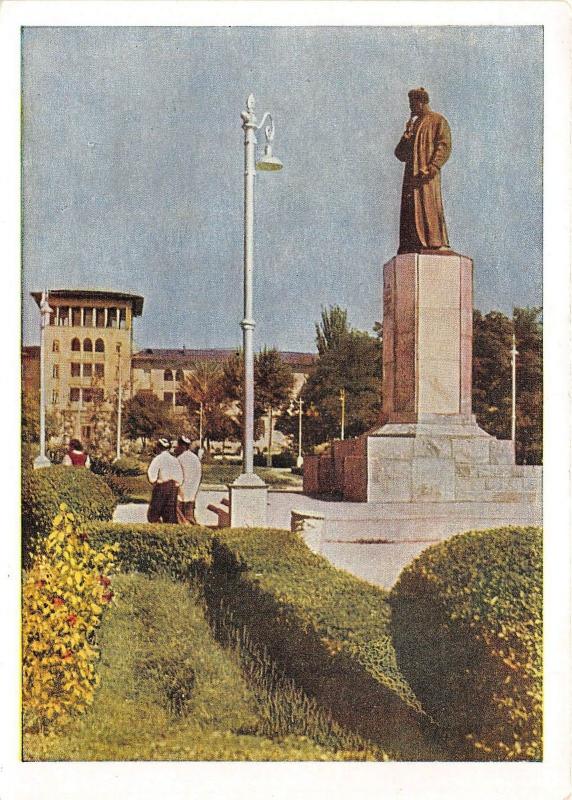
left=230, top=94, right=283, bottom=527
left=34, top=290, right=53, bottom=469
left=297, top=396, right=304, bottom=468
left=115, top=343, right=122, bottom=462
left=511, top=332, right=518, bottom=450
left=339, top=388, right=346, bottom=441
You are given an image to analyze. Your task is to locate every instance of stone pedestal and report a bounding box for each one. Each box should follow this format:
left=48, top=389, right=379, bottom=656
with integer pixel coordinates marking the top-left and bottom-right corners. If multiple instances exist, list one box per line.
left=229, top=473, right=268, bottom=527
left=303, top=251, right=542, bottom=512
left=382, top=252, right=473, bottom=422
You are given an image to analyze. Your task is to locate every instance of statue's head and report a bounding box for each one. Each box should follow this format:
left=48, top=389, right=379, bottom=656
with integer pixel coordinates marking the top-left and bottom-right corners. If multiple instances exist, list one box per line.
left=408, top=87, right=430, bottom=114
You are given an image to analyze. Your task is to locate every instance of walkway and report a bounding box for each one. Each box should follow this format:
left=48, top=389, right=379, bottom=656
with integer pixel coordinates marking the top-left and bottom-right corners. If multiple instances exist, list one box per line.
left=114, top=488, right=539, bottom=589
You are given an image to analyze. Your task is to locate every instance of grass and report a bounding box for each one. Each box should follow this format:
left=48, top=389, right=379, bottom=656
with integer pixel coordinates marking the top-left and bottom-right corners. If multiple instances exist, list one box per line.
left=23, top=573, right=379, bottom=761
left=112, top=465, right=302, bottom=502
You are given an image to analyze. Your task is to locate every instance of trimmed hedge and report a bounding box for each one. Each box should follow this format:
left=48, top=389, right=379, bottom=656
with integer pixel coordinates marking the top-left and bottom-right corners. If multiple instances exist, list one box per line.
left=389, top=526, right=542, bottom=761
left=22, top=467, right=117, bottom=559
left=81, top=522, right=214, bottom=580
left=203, top=527, right=429, bottom=758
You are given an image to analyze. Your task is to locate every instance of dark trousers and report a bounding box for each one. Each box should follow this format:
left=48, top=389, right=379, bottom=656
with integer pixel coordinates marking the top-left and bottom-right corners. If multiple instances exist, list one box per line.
left=147, top=480, right=179, bottom=523
left=177, top=500, right=196, bottom=525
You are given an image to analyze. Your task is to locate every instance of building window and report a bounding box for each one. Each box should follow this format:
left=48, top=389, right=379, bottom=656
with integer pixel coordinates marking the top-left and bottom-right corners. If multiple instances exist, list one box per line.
left=70, top=388, right=80, bottom=403
left=83, top=388, right=92, bottom=403
left=94, top=363, right=104, bottom=378
left=96, top=308, right=105, bottom=327
left=83, top=363, right=93, bottom=378
left=82, top=425, right=92, bottom=440
left=83, top=338, right=93, bottom=352
left=72, top=307, right=81, bottom=327
left=58, top=307, right=69, bottom=326
left=175, top=391, right=185, bottom=406
left=84, top=308, right=94, bottom=327
left=163, top=392, right=173, bottom=404
left=107, top=308, right=117, bottom=328
left=52, top=364, right=59, bottom=379
left=71, top=337, right=81, bottom=352
left=51, top=390, right=59, bottom=404
left=164, top=369, right=173, bottom=382
left=175, top=369, right=184, bottom=382
left=95, top=338, right=105, bottom=353
left=52, top=340, right=60, bottom=353
left=119, top=308, right=127, bottom=329
left=71, top=363, right=80, bottom=377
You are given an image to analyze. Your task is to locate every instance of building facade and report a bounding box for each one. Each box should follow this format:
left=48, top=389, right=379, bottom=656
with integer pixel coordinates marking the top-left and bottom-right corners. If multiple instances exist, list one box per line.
left=24, top=289, right=315, bottom=447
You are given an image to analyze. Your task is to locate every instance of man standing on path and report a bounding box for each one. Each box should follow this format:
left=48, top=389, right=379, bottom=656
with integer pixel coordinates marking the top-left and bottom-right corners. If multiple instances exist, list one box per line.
left=175, top=435, right=202, bottom=524
left=147, top=437, right=183, bottom=523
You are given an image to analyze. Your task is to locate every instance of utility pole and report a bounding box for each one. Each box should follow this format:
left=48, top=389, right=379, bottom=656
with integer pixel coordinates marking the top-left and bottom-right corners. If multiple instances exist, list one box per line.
left=339, top=388, right=346, bottom=441
left=511, top=332, right=518, bottom=449
left=297, top=396, right=303, bottom=468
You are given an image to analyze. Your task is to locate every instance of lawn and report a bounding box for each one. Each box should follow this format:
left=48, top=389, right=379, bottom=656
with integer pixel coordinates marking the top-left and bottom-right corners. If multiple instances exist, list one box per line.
left=24, top=573, right=379, bottom=761
left=113, top=465, right=302, bottom=502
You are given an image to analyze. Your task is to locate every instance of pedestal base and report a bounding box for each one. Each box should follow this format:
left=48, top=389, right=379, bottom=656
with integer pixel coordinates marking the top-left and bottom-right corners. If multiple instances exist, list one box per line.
left=33, top=455, right=52, bottom=470
left=229, top=473, right=268, bottom=528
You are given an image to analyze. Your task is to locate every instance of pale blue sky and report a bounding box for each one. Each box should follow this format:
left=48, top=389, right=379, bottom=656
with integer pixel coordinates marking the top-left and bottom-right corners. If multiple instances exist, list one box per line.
left=22, top=26, right=543, bottom=351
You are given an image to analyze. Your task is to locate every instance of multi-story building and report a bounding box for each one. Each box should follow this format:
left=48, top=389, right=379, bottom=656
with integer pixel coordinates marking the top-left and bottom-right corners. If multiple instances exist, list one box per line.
left=23, top=289, right=315, bottom=447
left=27, top=289, right=144, bottom=441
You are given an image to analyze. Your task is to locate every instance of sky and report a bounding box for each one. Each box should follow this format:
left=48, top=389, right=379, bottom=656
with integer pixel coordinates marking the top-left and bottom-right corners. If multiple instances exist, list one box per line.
left=21, top=25, right=543, bottom=353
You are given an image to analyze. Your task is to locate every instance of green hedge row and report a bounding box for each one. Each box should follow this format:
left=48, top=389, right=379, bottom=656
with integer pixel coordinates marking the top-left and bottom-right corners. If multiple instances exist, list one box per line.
left=203, top=527, right=428, bottom=757
left=22, top=466, right=117, bottom=560
left=389, top=526, right=542, bottom=761
left=81, top=522, right=214, bottom=580
left=78, top=522, right=428, bottom=757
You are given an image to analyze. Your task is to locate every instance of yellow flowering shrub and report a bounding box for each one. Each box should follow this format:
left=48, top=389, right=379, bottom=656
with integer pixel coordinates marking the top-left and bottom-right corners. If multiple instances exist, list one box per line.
left=22, top=503, right=119, bottom=733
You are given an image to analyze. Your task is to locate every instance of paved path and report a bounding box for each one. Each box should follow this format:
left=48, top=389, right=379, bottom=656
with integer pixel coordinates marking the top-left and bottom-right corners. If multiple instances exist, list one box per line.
left=113, top=489, right=539, bottom=589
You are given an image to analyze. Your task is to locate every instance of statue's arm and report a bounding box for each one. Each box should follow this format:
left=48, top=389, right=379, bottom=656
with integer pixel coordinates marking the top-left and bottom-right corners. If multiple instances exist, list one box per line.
left=394, top=134, right=411, bottom=162
left=429, top=117, right=452, bottom=171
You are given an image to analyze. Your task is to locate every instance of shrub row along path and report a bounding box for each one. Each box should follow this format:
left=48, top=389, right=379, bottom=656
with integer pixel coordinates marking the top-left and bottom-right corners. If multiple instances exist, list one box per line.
left=25, top=573, right=366, bottom=761
left=114, top=490, right=449, bottom=588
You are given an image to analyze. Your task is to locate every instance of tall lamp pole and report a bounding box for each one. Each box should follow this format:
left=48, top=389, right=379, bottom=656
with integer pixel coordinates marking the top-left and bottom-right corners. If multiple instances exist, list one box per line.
left=115, top=343, right=122, bottom=461
left=339, top=388, right=346, bottom=441
left=230, top=94, right=283, bottom=526
left=511, top=332, right=518, bottom=450
left=297, top=396, right=304, bottom=468
left=34, top=290, right=53, bottom=469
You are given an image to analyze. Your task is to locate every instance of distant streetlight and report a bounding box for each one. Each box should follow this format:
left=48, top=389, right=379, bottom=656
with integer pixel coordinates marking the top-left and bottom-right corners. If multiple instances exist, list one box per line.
left=511, top=332, right=518, bottom=449
left=230, top=94, right=283, bottom=526
left=33, top=290, right=53, bottom=469
left=115, top=343, right=122, bottom=461
left=297, top=396, right=304, bottom=468
left=339, top=388, right=346, bottom=441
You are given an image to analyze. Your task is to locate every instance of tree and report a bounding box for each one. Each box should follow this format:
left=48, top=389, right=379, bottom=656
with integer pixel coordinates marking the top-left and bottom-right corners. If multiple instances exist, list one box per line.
left=287, top=311, right=382, bottom=448
left=473, top=307, right=542, bottom=465
left=315, top=305, right=350, bottom=355
left=255, top=347, right=295, bottom=466
left=178, top=361, right=227, bottom=452
left=123, top=392, right=174, bottom=448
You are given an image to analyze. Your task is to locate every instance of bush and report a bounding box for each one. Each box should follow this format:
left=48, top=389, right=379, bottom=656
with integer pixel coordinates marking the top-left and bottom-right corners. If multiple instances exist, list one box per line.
left=253, top=451, right=296, bottom=468
left=22, top=467, right=117, bottom=561
left=203, top=527, right=427, bottom=757
left=81, top=522, right=214, bottom=581
left=22, top=504, right=119, bottom=733
left=91, top=456, right=144, bottom=477
left=389, top=526, right=542, bottom=761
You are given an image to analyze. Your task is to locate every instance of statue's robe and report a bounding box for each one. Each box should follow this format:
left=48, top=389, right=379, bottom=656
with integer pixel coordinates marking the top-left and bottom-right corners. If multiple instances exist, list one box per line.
left=395, top=110, right=452, bottom=253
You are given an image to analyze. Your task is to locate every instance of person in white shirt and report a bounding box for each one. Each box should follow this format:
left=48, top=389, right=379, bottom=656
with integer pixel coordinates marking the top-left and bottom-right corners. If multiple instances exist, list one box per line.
left=146, top=437, right=184, bottom=523
left=62, top=438, right=91, bottom=469
left=174, top=435, right=202, bottom=524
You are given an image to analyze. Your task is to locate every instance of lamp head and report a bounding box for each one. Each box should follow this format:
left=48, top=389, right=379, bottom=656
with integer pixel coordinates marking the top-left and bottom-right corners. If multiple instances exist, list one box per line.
left=256, top=143, right=283, bottom=172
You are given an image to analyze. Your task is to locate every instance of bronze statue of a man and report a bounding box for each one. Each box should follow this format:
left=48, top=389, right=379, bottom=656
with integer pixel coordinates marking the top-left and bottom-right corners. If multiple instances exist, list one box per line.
left=395, top=88, right=452, bottom=254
